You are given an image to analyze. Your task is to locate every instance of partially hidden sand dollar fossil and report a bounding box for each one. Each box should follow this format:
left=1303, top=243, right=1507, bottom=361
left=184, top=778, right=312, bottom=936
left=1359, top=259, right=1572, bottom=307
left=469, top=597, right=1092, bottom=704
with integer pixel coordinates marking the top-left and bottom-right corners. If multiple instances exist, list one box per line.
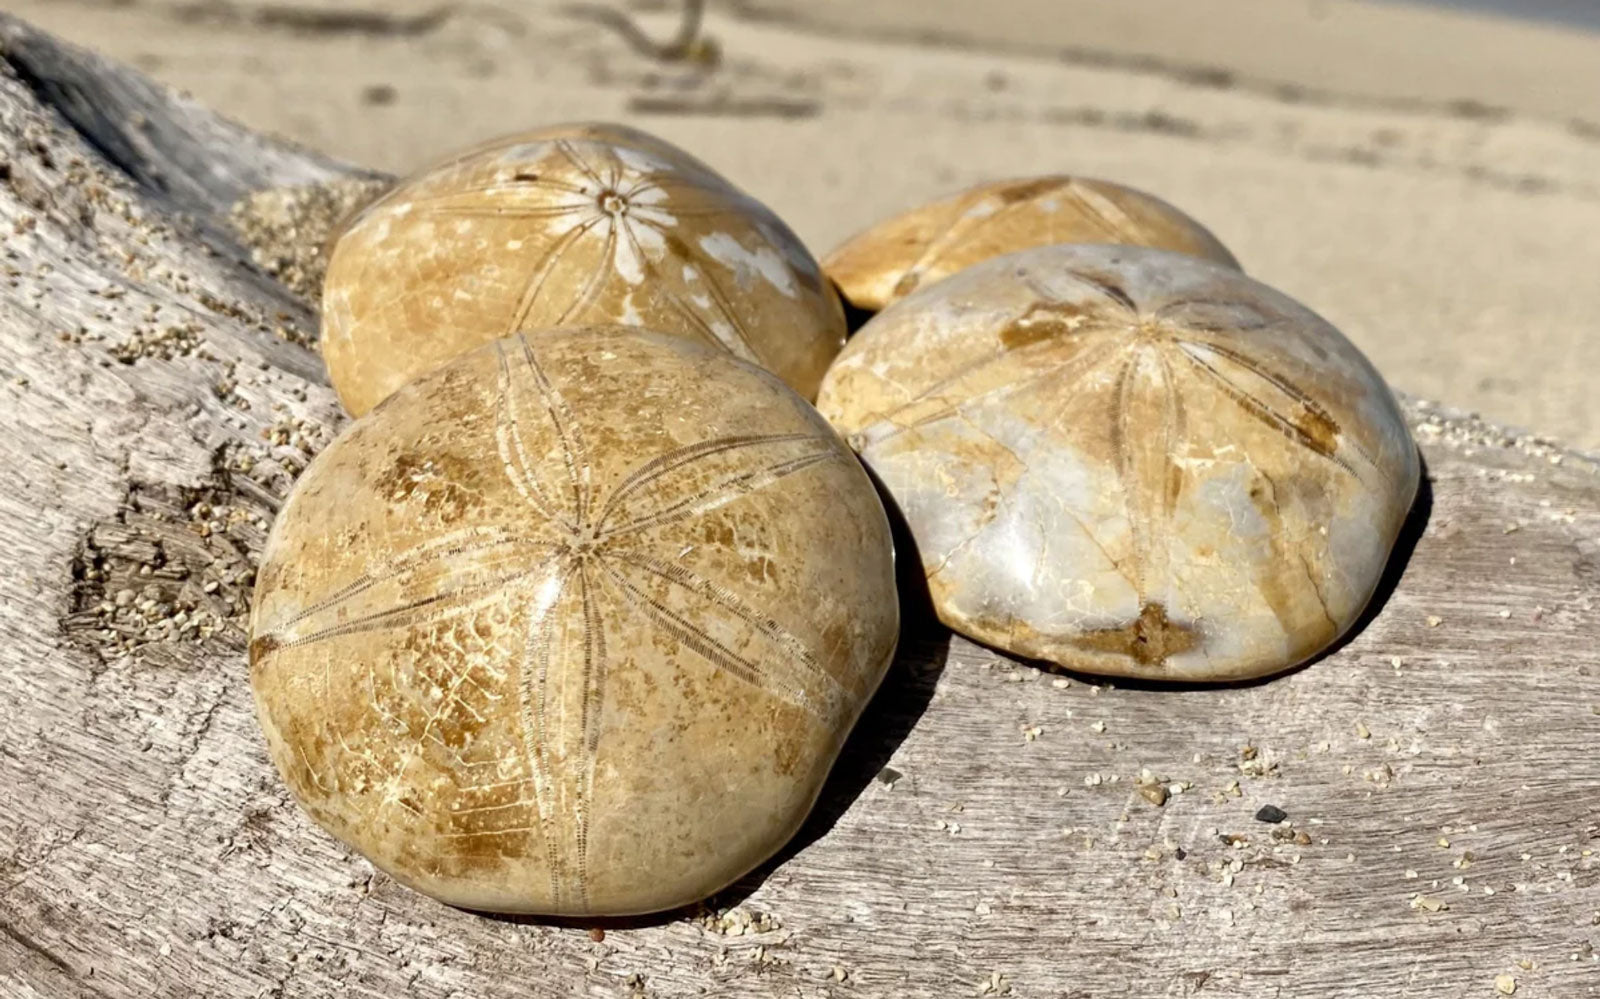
left=322, top=122, right=845, bottom=415
left=817, top=244, right=1419, bottom=683
left=824, top=175, right=1241, bottom=313
left=249, top=327, right=898, bottom=915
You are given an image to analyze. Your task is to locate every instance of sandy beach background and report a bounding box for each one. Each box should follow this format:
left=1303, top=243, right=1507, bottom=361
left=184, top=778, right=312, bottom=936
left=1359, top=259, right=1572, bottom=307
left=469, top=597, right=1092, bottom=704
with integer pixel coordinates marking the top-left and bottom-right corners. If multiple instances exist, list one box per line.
left=10, top=0, right=1599, bottom=449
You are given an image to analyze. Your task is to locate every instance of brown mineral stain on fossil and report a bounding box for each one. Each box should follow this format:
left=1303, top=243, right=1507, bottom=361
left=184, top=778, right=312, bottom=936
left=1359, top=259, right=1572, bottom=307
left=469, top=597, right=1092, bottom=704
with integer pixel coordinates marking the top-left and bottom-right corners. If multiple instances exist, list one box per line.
left=818, top=244, right=1420, bottom=683
left=249, top=327, right=898, bottom=915
left=321, top=121, right=846, bottom=415
left=1072, top=601, right=1201, bottom=668
left=380, top=451, right=487, bottom=520
left=823, top=175, right=1241, bottom=314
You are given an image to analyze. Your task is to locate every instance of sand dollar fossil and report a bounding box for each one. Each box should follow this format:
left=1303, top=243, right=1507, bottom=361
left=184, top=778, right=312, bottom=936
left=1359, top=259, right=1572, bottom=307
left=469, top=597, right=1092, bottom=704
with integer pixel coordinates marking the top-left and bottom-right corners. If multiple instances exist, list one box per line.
left=322, top=122, right=845, bottom=415
left=818, top=244, right=1419, bottom=682
left=824, top=175, right=1240, bottom=313
left=250, top=327, right=898, bottom=915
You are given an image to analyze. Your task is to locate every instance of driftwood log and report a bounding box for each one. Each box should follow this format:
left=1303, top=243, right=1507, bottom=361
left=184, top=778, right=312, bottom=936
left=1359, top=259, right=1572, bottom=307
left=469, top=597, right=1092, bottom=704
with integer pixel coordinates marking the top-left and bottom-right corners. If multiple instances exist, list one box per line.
left=0, top=16, right=1596, bottom=999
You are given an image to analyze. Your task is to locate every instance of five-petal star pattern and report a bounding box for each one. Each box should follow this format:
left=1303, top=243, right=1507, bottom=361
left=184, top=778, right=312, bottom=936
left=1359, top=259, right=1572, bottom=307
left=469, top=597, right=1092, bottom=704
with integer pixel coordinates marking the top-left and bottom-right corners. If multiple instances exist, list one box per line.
left=889, top=177, right=1156, bottom=299
left=853, top=265, right=1391, bottom=663
left=254, top=335, right=847, bottom=911
left=401, top=136, right=777, bottom=364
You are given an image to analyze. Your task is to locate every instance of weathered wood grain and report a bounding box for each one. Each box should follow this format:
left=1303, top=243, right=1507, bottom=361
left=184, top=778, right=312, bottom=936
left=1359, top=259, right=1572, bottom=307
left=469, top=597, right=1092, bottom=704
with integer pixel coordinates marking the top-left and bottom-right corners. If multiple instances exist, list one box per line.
left=0, top=15, right=1595, bottom=999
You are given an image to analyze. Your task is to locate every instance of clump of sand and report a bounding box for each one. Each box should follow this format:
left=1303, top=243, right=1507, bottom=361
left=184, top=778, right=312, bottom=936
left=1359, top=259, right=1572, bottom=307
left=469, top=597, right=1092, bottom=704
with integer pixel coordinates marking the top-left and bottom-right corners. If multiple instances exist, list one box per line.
left=229, top=176, right=392, bottom=304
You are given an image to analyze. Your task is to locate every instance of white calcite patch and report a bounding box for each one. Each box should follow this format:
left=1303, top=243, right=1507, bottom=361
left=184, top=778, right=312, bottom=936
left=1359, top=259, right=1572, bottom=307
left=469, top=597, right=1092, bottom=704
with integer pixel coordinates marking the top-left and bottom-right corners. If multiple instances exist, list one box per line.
left=697, top=232, right=799, bottom=298
left=617, top=294, right=645, bottom=327
left=610, top=219, right=648, bottom=286
left=613, top=145, right=680, bottom=178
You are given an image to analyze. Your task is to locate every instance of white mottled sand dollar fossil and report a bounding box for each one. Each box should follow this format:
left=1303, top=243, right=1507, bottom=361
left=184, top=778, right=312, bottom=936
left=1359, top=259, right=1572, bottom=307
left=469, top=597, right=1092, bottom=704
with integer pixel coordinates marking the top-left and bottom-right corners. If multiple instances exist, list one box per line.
left=818, top=244, right=1419, bottom=682
left=823, top=175, right=1240, bottom=313
left=321, top=122, right=846, bottom=415
left=250, top=328, right=899, bottom=915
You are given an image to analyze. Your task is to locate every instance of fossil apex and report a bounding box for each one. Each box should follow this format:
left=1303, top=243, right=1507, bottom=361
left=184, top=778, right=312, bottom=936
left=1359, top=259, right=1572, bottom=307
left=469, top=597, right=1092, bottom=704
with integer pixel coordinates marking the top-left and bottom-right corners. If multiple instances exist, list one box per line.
left=322, top=122, right=846, bottom=415
left=818, top=244, right=1419, bottom=682
left=823, top=175, right=1240, bottom=313
left=250, top=327, right=899, bottom=915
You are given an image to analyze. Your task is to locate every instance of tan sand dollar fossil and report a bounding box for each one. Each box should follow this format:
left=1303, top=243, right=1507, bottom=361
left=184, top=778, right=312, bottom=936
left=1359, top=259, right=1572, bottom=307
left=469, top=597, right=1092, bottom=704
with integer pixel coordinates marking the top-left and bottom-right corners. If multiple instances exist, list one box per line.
left=321, top=122, right=846, bottom=415
left=823, top=175, right=1240, bottom=313
left=249, top=327, right=898, bottom=915
left=818, top=244, right=1419, bottom=682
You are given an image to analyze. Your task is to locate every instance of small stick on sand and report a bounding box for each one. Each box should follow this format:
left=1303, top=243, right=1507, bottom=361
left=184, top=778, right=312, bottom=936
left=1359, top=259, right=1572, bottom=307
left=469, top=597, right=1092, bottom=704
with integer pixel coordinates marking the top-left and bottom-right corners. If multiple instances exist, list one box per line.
left=564, top=0, right=719, bottom=66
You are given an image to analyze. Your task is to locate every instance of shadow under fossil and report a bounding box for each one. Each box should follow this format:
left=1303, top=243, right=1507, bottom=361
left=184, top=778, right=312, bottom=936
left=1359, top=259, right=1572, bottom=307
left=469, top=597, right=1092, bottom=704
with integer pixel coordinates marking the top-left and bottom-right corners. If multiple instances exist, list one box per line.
left=739, top=458, right=954, bottom=872
left=835, top=282, right=879, bottom=338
